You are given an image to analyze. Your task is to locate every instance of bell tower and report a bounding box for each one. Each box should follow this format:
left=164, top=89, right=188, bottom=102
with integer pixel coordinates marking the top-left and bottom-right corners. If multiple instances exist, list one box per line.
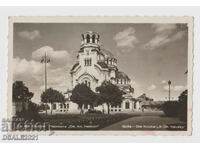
left=77, top=31, right=101, bottom=71
left=80, top=31, right=100, bottom=49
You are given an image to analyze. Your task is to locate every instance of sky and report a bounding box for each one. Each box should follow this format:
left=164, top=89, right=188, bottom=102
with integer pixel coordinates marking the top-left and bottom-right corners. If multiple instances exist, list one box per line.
left=13, top=23, right=188, bottom=104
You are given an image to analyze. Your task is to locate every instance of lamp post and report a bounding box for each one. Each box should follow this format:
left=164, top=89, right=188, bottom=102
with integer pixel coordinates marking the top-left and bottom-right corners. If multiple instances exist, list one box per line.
left=41, top=52, right=50, bottom=115
left=41, top=52, right=50, bottom=91
left=168, top=80, right=171, bottom=101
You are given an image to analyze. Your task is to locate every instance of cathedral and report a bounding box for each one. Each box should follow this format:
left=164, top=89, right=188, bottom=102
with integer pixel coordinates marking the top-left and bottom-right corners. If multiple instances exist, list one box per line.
left=49, top=31, right=144, bottom=114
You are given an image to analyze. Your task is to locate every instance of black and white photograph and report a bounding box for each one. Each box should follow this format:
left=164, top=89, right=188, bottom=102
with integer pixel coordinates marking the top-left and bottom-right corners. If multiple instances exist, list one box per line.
left=8, top=16, right=193, bottom=135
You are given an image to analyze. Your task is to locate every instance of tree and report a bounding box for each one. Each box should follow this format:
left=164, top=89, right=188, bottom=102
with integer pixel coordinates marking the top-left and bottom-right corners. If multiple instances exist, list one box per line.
left=70, top=83, right=97, bottom=114
left=162, top=89, right=188, bottom=122
left=38, top=103, right=50, bottom=111
left=178, top=90, right=187, bottom=121
left=162, top=101, right=179, bottom=117
left=41, top=88, right=65, bottom=115
left=13, top=81, right=34, bottom=111
left=13, top=81, right=34, bottom=103
left=12, top=81, right=42, bottom=121
left=96, top=81, right=124, bottom=114
left=15, top=101, right=42, bottom=122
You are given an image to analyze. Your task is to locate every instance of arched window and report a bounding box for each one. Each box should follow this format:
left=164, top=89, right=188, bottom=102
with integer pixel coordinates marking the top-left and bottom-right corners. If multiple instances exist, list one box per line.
left=64, top=104, right=66, bottom=109
left=84, top=104, right=88, bottom=109
left=86, top=34, right=90, bottom=43
left=60, top=104, right=63, bottom=109
left=125, top=102, right=130, bottom=109
left=83, top=80, right=91, bottom=88
left=134, top=102, right=137, bottom=109
left=53, top=104, right=57, bottom=110
left=106, top=59, right=108, bottom=64
left=98, top=55, right=100, bottom=61
left=92, top=35, right=95, bottom=43
left=109, top=59, right=111, bottom=65
left=85, top=58, right=92, bottom=66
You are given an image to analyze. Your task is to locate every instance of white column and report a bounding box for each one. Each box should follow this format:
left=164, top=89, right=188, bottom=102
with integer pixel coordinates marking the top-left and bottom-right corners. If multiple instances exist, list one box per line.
left=90, top=35, right=92, bottom=43
left=81, top=40, right=84, bottom=45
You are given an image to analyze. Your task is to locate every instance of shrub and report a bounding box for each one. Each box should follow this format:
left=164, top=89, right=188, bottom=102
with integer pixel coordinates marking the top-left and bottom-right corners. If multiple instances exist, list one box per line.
left=162, top=90, right=187, bottom=122
left=162, top=101, right=179, bottom=117
left=178, top=90, right=187, bottom=122
left=85, top=109, right=103, bottom=114
left=16, top=101, right=42, bottom=122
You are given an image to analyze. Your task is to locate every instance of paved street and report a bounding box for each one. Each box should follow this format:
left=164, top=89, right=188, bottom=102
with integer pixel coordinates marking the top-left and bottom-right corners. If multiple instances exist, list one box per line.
left=102, top=111, right=186, bottom=130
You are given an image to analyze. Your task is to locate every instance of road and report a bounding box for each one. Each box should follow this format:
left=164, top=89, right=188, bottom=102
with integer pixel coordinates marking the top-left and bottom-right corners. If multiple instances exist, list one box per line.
left=102, top=111, right=186, bottom=130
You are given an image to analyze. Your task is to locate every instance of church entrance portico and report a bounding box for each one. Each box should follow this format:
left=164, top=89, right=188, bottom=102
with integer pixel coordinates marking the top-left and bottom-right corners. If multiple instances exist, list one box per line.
left=77, top=72, right=98, bottom=91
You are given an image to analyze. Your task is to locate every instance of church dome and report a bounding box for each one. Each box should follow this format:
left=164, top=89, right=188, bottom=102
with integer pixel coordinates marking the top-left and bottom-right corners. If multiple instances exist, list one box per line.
left=100, top=49, right=115, bottom=59
left=83, top=31, right=99, bottom=35
left=116, top=71, right=130, bottom=81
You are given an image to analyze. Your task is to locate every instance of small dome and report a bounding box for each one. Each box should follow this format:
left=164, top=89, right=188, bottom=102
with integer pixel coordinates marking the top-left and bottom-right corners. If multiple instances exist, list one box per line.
left=83, top=31, right=99, bottom=35
left=100, top=49, right=115, bottom=59
left=116, top=71, right=130, bottom=81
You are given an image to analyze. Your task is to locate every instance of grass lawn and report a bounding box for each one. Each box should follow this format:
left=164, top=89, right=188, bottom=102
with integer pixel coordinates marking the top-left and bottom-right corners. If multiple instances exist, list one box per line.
left=39, top=113, right=135, bottom=130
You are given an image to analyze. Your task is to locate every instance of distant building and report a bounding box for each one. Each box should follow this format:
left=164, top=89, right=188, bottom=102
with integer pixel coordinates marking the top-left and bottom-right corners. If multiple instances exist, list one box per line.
left=135, top=94, right=153, bottom=111
left=134, top=93, right=165, bottom=111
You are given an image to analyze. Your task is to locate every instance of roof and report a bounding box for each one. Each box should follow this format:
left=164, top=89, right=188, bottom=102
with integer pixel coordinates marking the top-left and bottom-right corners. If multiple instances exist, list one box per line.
left=138, top=94, right=147, bottom=99
left=116, top=71, right=130, bottom=80
left=137, top=94, right=153, bottom=101
left=118, top=85, right=134, bottom=94
left=100, top=49, right=115, bottom=58
left=64, top=89, right=72, bottom=94
left=97, top=62, right=108, bottom=69
left=71, top=62, right=79, bottom=71
left=141, top=101, right=164, bottom=106
left=83, top=31, right=99, bottom=35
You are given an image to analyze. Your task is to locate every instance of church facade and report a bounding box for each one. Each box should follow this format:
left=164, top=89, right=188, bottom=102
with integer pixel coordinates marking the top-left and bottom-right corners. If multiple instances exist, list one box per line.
left=48, top=31, right=143, bottom=114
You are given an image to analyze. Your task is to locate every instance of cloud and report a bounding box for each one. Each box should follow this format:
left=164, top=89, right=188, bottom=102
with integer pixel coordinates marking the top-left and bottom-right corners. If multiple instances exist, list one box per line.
left=32, top=46, right=70, bottom=67
left=13, top=46, right=72, bottom=104
left=113, top=27, right=139, bottom=52
left=147, top=84, right=156, bottom=91
left=13, top=57, right=44, bottom=77
left=173, top=85, right=185, bottom=91
left=130, top=81, right=136, bottom=87
left=161, top=80, right=167, bottom=84
left=153, top=24, right=177, bottom=34
left=14, top=45, right=71, bottom=81
left=39, top=67, right=70, bottom=93
left=13, top=57, right=71, bottom=103
left=18, top=30, right=41, bottom=40
left=163, top=85, right=185, bottom=91
left=163, top=85, right=170, bottom=91
left=144, top=24, right=187, bottom=50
